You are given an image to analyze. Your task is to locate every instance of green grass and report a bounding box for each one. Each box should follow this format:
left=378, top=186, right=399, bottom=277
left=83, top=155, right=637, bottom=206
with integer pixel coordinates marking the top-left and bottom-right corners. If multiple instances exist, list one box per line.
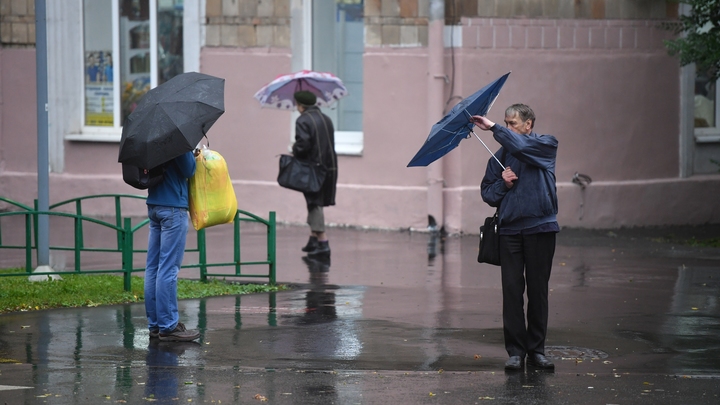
left=0, top=269, right=287, bottom=314
left=684, top=237, right=720, bottom=248
left=651, top=236, right=720, bottom=248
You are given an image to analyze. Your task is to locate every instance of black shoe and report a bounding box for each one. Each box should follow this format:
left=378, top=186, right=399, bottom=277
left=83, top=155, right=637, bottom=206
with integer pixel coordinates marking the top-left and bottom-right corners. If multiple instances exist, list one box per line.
left=159, top=322, right=201, bottom=342
left=307, top=241, right=330, bottom=256
left=301, top=236, right=319, bottom=252
left=504, top=356, right=524, bottom=371
left=527, top=353, right=555, bottom=370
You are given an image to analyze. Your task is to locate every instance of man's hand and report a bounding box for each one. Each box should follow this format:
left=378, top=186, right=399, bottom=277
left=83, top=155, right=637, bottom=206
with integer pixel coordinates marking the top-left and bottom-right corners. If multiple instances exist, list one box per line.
left=471, top=115, right=495, bottom=131
left=502, top=167, right=517, bottom=189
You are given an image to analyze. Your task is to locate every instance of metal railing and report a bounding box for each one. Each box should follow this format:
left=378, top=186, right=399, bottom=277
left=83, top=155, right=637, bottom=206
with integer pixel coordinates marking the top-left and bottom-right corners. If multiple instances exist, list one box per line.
left=0, top=194, right=276, bottom=290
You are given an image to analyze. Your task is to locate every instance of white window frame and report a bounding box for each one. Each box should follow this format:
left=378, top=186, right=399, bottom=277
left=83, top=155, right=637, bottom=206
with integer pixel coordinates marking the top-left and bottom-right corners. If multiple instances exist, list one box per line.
left=694, top=79, right=720, bottom=143
left=682, top=1, right=720, bottom=144
left=299, top=0, right=363, bottom=156
left=66, top=0, right=201, bottom=142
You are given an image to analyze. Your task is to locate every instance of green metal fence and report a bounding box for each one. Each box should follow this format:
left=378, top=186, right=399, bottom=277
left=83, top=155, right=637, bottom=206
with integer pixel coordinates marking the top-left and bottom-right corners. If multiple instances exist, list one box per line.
left=0, top=194, right=276, bottom=290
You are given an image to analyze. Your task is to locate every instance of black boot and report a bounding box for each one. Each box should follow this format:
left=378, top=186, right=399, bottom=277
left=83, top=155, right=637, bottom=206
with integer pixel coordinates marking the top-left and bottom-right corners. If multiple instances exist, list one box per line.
left=301, top=236, right=318, bottom=252
left=308, top=240, right=330, bottom=256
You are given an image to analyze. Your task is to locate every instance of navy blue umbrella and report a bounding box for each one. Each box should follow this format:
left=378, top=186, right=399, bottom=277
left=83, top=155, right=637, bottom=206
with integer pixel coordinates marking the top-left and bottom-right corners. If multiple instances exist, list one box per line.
left=407, top=72, right=511, bottom=168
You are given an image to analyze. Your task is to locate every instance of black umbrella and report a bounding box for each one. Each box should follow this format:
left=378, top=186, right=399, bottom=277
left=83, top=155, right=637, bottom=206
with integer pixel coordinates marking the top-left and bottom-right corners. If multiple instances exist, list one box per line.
left=118, top=72, right=225, bottom=168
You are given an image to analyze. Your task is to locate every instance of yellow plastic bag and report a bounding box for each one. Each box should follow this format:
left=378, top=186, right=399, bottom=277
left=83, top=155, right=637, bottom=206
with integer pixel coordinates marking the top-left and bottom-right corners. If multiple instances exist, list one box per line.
left=189, top=147, right=238, bottom=230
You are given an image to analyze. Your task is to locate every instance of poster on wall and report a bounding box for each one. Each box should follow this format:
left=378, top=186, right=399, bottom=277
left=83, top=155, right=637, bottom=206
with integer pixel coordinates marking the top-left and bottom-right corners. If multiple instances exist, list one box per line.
left=84, top=50, right=114, bottom=126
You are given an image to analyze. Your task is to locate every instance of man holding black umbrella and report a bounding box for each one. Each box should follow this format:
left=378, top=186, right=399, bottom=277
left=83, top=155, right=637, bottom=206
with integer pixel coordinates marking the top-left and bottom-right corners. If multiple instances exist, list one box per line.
left=144, top=150, right=201, bottom=342
left=472, top=104, right=559, bottom=371
left=118, top=72, right=225, bottom=343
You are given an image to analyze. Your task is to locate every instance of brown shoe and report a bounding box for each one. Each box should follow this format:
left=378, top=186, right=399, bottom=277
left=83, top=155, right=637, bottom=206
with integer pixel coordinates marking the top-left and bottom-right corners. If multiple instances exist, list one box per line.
left=159, top=322, right=200, bottom=342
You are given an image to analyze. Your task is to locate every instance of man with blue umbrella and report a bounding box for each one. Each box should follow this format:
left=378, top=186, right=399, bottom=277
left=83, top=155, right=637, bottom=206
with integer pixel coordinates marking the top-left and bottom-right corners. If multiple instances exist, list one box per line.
left=472, top=104, right=559, bottom=371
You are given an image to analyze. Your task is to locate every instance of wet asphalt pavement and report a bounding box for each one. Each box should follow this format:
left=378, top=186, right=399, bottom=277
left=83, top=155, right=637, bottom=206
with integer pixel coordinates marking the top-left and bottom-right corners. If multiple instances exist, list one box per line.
left=1, top=223, right=720, bottom=404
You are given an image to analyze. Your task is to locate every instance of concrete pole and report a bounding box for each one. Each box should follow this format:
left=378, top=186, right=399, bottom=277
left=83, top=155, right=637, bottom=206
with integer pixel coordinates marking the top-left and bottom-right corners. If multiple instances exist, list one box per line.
left=35, top=0, right=50, bottom=269
left=426, top=0, right=445, bottom=231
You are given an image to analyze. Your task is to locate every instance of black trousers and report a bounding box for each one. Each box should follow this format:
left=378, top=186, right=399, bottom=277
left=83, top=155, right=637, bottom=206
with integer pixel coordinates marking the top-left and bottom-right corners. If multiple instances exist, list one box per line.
left=499, top=232, right=556, bottom=358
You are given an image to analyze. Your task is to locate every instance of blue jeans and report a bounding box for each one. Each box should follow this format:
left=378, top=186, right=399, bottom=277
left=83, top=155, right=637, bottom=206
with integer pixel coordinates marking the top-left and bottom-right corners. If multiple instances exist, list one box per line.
left=145, top=206, right=189, bottom=334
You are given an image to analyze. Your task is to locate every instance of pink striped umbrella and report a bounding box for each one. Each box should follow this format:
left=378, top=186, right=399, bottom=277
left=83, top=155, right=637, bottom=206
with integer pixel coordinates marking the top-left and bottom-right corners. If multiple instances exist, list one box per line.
left=254, top=70, right=348, bottom=110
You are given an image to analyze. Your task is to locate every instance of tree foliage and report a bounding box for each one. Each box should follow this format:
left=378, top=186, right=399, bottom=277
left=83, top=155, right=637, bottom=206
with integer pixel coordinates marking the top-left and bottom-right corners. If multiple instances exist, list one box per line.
left=664, top=0, right=720, bottom=82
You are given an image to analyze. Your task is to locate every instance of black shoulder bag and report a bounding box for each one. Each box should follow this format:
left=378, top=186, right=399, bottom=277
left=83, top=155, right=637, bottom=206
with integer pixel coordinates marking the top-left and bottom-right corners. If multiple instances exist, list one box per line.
left=477, top=149, right=507, bottom=266
left=277, top=112, right=328, bottom=193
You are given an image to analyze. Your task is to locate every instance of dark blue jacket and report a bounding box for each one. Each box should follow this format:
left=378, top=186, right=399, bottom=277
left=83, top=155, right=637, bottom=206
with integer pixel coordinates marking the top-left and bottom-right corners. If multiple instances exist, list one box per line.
left=480, top=125, right=558, bottom=232
left=147, top=152, right=196, bottom=209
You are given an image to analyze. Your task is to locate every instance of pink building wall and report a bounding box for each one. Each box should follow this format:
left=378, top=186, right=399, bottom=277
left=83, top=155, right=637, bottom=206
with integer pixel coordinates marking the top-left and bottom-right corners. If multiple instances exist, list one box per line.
left=1, top=18, right=719, bottom=233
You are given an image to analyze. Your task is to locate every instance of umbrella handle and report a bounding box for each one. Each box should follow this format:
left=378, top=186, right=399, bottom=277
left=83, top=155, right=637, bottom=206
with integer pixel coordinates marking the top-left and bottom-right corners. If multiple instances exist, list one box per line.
left=197, top=133, right=209, bottom=150
left=471, top=130, right=505, bottom=170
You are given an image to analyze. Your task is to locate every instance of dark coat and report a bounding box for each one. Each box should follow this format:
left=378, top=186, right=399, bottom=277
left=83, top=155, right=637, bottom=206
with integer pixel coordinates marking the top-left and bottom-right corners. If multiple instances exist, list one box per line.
left=292, top=106, right=337, bottom=207
left=480, top=125, right=558, bottom=231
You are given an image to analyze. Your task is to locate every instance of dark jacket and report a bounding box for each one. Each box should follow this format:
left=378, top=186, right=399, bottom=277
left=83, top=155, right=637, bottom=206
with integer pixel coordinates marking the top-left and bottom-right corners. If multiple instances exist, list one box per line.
left=480, top=125, right=558, bottom=232
left=147, top=151, right=196, bottom=209
left=292, top=106, right=337, bottom=207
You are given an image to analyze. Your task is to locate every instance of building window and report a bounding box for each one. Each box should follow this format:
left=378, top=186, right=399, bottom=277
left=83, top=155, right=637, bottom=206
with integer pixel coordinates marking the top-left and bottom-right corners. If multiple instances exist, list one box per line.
left=307, top=0, right=364, bottom=155
left=82, top=0, right=184, bottom=130
left=694, top=70, right=717, bottom=129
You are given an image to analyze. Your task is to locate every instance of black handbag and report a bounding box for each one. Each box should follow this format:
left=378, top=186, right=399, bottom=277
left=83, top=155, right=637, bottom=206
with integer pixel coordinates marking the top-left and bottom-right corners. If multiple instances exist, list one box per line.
left=477, top=148, right=507, bottom=266
left=477, top=212, right=501, bottom=265
left=277, top=154, right=327, bottom=193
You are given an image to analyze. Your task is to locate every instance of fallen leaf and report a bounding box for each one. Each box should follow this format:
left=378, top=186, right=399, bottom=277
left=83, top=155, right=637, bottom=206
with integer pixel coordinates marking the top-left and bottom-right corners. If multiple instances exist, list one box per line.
left=474, top=354, right=482, bottom=360
left=429, top=392, right=436, bottom=397
left=253, top=394, right=267, bottom=402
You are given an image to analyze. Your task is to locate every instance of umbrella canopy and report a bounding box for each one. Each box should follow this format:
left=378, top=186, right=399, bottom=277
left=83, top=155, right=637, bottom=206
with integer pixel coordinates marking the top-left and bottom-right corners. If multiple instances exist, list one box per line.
left=407, top=72, right=511, bottom=167
left=254, top=70, right=348, bottom=110
left=118, top=72, right=225, bottom=168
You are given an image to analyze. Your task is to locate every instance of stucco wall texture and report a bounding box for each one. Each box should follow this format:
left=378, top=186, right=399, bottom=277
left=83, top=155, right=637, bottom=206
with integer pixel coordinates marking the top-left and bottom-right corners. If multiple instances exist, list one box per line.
left=1, top=3, right=719, bottom=233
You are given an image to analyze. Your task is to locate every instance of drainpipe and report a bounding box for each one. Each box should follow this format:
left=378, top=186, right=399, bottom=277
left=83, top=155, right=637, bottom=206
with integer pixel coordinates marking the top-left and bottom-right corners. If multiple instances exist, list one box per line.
left=427, top=0, right=445, bottom=231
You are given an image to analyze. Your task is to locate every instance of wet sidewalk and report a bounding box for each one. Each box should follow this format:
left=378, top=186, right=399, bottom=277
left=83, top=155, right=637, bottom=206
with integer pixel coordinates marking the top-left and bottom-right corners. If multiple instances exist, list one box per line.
left=1, top=224, right=720, bottom=404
